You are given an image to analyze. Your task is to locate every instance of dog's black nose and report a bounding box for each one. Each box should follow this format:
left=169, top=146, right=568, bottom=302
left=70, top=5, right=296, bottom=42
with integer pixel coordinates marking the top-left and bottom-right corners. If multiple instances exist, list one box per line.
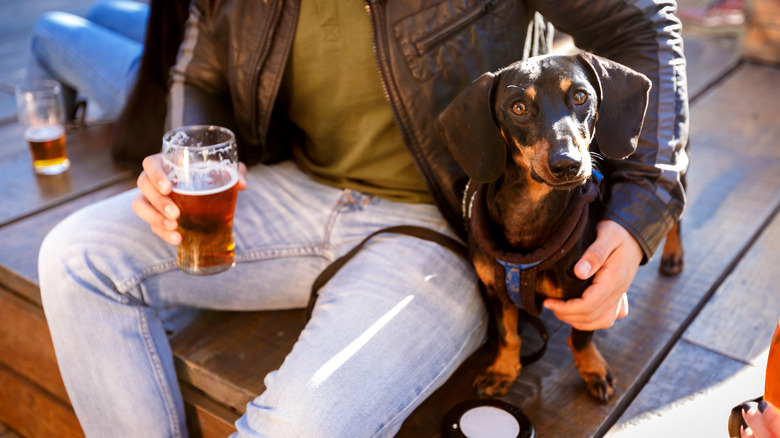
left=549, top=152, right=582, bottom=179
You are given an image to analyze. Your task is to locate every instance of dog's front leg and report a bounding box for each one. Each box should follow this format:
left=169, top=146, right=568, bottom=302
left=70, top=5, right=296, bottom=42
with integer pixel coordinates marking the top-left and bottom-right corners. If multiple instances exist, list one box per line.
left=568, top=329, right=616, bottom=403
left=475, top=297, right=522, bottom=397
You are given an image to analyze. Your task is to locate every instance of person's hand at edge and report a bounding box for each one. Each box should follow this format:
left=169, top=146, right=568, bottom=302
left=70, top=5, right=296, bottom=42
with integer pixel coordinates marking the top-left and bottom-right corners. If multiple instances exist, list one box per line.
left=742, top=400, right=780, bottom=438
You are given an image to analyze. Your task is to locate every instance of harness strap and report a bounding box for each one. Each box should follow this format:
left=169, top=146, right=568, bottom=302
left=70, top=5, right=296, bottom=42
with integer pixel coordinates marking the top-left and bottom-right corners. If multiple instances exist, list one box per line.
left=495, top=259, right=541, bottom=315
left=520, top=266, right=539, bottom=314
left=519, top=307, right=549, bottom=366
left=467, top=175, right=601, bottom=317
left=305, top=224, right=550, bottom=366
left=306, top=225, right=467, bottom=320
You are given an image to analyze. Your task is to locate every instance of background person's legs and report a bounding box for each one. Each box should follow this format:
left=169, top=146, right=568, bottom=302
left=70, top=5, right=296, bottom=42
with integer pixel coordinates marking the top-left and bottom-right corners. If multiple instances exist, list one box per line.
left=85, top=0, right=150, bottom=43
left=25, top=1, right=149, bottom=119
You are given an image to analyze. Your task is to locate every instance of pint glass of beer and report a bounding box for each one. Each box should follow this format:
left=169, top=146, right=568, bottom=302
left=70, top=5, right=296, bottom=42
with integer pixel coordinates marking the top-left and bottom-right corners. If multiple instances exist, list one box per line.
left=15, top=80, right=69, bottom=175
left=162, top=125, right=239, bottom=275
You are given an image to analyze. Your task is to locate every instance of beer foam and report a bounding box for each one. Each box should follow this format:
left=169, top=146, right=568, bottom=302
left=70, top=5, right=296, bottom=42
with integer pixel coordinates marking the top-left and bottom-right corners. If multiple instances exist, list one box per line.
left=169, top=165, right=238, bottom=195
left=25, top=124, right=65, bottom=142
left=169, top=130, right=192, bottom=145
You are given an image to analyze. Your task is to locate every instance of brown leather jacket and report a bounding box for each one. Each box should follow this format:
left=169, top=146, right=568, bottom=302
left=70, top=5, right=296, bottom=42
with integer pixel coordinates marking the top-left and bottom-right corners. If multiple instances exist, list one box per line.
left=165, top=0, right=689, bottom=261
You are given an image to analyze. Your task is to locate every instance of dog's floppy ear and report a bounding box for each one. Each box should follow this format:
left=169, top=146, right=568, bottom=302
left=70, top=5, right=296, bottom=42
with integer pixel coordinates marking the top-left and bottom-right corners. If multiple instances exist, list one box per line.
left=577, top=52, right=652, bottom=160
left=436, top=71, right=506, bottom=183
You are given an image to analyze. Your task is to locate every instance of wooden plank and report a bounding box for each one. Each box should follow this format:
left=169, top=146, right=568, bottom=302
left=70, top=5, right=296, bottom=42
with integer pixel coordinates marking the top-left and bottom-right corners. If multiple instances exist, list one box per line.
left=182, top=384, right=239, bottom=438
left=0, top=364, right=83, bottom=438
left=0, top=95, right=14, bottom=127
left=0, top=179, right=136, bottom=305
left=0, top=294, right=237, bottom=438
left=606, top=340, right=766, bottom=438
left=682, top=32, right=741, bottom=99
left=0, top=286, right=68, bottom=402
left=606, top=202, right=780, bottom=436
left=684, top=211, right=780, bottom=363
left=0, top=122, right=135, bottom=228
left=170, top=309, right=308, bottom=412
left=676, top=0, right=742, bottom=98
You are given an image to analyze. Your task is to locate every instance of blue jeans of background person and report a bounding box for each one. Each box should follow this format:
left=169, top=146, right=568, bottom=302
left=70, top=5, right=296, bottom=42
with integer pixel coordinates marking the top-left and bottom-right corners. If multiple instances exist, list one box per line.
left=39, top=161, right=488, bottom=438
left=25, top=0, right=150, bottom=119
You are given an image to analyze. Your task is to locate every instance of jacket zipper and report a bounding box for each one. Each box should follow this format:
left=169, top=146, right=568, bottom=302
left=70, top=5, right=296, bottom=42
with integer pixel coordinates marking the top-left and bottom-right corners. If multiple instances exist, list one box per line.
left=364, top=0, right=439, bottom=200
left=249, top=0, right=285, bottom=144
left=413, top=0, right=498, bottom=56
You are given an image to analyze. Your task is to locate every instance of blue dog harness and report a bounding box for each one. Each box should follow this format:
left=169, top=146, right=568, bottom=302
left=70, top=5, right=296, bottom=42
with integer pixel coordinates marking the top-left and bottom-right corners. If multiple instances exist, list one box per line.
left=464, top=171, right=602, bottom=316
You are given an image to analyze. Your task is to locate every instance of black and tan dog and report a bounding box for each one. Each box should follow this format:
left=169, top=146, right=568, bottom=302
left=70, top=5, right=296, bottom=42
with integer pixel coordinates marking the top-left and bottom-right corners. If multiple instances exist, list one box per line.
left=437, top=53, right=678, bottom=402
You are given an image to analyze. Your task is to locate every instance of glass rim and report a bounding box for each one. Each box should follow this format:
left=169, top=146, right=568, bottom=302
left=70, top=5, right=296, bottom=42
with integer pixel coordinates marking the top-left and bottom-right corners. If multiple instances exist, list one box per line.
left=162, top=125, right=236, bottom=151
left=15, top=79, right=62, bottom=96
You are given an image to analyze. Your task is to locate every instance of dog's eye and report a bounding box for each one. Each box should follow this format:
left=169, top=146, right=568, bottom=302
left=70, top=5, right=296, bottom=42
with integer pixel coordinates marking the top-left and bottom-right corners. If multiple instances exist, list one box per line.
left=573, top=91, right=588, bottom=106
left=511, top=101, right=527, bottom=116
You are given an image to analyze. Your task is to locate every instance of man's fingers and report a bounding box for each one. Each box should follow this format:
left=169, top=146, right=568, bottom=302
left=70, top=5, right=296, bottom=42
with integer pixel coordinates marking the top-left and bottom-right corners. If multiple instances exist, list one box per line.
left=544, top=290, right=627, bottom=331
left=137, top=171, right=179, bottom=220
left=237, top=162, right=248, bottom=191
left=142, top=154, right=172, bottom=194
left=574, top=223, right=618, bottom=280
left=131, top=193, right=181, bottom=245
left=137, top=154, right=179, bottom=221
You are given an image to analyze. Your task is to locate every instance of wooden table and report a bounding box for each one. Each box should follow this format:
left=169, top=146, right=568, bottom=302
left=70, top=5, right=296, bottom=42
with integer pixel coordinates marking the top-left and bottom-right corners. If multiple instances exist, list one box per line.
left=1, top=32, right=779, bottom=438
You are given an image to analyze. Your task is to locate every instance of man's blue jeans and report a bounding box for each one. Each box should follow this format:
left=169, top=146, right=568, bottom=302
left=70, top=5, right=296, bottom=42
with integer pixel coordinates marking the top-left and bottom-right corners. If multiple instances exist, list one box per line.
left=25, top=0, right=149, bottom=118
left=39, top=161, right=488, bottom=437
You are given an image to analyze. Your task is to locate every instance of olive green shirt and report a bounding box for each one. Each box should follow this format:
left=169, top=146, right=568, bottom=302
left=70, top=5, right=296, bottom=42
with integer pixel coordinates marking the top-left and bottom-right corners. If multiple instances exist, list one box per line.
left=280, top=0, right=433, bottom=204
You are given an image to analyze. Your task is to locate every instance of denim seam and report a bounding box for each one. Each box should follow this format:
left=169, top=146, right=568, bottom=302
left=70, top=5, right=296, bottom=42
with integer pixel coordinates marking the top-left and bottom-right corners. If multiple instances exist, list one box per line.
left=115, top=259, right=180, bottom=295
left=319, top=191, right=355, bottom=258
left=320, top=190, right=347, bottom=255
left=237, top=245, right=329, bottom=262
left=373, top=314, right=489, bottom=437
left=135, top=306, right=182, bottom=438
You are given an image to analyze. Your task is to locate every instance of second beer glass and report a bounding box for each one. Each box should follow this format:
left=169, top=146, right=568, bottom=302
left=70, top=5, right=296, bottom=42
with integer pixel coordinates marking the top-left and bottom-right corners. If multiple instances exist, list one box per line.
left=15, top=80, right=70, bottom=175
left=162, top=125, right=239, bottom=275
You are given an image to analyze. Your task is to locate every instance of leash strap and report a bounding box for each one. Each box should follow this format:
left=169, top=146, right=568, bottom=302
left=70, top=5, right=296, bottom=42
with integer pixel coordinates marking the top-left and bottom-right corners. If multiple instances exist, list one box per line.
left=306, top=225, right=467, bottom=320
left=519, top=308, right=549, bottom=366
left=305, top=224, right=550, bottom=365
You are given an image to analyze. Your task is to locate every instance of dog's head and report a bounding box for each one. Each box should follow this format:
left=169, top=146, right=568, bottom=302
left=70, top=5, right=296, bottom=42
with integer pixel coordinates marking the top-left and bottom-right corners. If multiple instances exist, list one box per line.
left=437, top=53, right=651, bottom=187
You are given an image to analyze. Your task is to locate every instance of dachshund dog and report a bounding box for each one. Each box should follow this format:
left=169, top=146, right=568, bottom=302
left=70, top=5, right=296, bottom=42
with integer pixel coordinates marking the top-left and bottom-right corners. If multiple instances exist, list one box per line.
left=437, top=53, right=681, bottom=402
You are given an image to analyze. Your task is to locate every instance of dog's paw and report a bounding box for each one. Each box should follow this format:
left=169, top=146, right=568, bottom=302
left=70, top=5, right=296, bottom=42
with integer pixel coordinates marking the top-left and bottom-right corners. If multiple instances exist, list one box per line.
left=660, top=223, right=684, bottom=276
left=474, top=369, right=517, bottom=397
left=582, top=368, right=616, bottom=403
left=569, top=337, right=616, bottom=403
left=659, top=253, right=684, bottom=277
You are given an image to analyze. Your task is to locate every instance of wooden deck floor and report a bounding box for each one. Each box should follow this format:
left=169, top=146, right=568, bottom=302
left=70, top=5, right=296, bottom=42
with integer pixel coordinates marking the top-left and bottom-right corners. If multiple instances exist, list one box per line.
left=1, top=1, right=779, bottom=437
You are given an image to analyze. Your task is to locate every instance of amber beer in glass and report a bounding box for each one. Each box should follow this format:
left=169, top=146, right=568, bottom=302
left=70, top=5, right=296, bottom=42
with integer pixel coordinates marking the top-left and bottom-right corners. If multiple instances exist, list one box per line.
left=162, top=126, right=239, bottom=275
left=15, top=80, right=69, bottom=175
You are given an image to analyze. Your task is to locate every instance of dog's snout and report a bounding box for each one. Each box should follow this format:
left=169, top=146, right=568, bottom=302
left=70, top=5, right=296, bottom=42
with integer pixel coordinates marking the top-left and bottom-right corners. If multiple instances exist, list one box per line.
left=549, top=152, right=582, bottom=179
